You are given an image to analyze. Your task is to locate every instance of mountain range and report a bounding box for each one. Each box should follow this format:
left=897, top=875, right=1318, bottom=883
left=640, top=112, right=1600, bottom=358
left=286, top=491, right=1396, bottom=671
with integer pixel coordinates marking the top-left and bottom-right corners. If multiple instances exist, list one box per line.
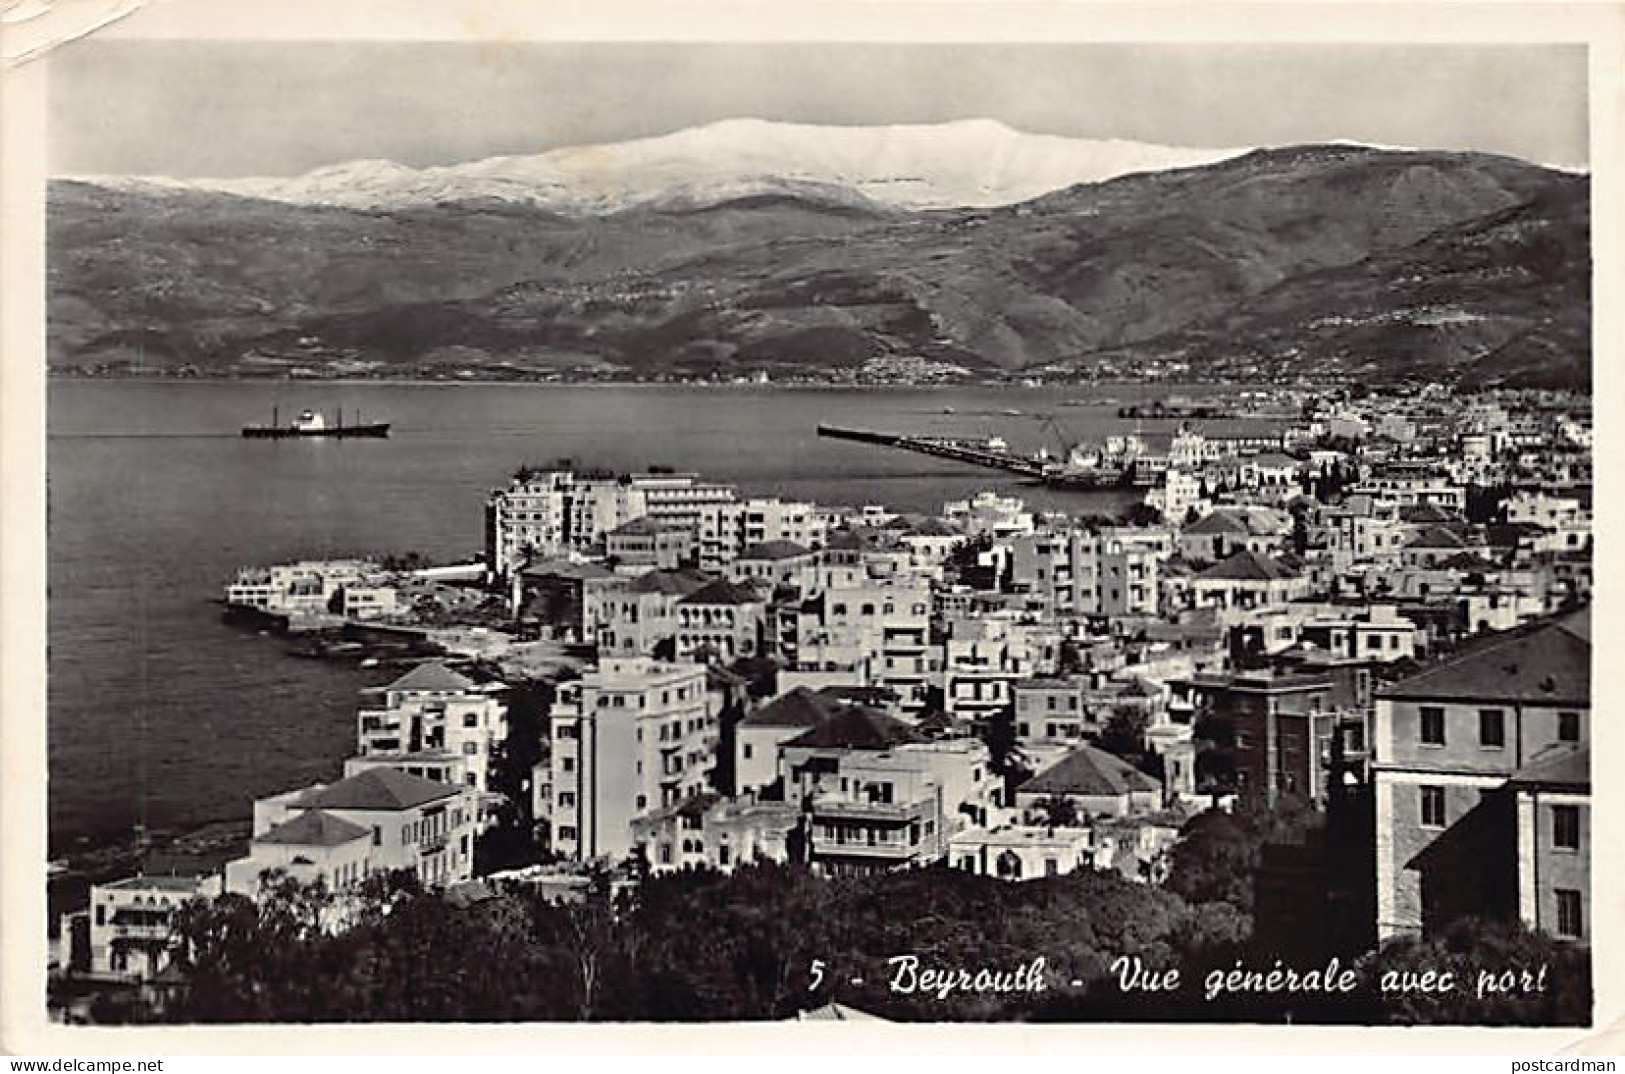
left=48, top=120, right=1591, bottom=388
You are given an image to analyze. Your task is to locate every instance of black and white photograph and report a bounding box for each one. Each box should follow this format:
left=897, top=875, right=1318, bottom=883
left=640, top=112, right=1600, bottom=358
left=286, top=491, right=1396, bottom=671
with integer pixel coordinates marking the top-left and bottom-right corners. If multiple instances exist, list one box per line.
left=2, top=0, right=1620, bottom=1052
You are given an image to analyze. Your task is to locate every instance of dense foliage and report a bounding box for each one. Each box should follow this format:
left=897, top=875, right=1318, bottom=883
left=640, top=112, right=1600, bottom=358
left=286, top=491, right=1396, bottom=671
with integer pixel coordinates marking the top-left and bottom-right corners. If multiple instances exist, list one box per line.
left=124, top=854, right=1587, bottom=1025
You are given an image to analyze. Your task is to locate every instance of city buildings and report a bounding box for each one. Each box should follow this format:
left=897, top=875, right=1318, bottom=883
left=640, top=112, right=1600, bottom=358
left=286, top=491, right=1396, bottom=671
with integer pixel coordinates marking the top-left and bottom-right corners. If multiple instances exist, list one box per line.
left=1372, top=612, right=1590, bottom=940
left=542, top=658, right=718, bottom=861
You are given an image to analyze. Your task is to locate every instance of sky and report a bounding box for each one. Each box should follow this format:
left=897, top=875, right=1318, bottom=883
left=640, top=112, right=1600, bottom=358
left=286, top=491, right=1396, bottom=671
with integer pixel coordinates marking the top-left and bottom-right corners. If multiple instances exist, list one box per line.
left=48, top=39, right=1589, bottom=176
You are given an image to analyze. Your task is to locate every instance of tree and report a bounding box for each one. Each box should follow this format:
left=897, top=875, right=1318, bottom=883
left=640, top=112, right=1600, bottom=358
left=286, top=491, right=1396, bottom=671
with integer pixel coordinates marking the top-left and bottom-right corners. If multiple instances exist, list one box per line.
left=1120, top=502, right=1163, bottom=528
left=1099, top=705, right=1150, bottom=759
left=1032, top=793, right=1080, bottom=828
left=1361, top=916, right=1590, bottom=1026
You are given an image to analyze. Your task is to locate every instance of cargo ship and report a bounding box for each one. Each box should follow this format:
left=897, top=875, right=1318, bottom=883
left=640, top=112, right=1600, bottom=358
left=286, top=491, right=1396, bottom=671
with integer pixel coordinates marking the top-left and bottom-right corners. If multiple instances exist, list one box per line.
left=242, top=406, right=390, bottom=439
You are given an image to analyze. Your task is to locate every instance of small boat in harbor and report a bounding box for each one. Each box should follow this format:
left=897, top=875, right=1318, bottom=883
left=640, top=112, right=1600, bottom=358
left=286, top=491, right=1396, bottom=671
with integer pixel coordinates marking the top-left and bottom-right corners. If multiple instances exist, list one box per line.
left=242, top=406, right=390, bottom=439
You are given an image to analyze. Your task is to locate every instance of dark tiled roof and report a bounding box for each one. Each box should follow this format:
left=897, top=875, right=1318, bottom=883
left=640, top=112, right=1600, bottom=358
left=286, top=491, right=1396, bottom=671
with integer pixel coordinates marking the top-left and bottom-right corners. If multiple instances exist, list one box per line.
left=626, top=569, right=712, bottom=596
left=679, top=578, right=763, bottom=606
left=1406, top=524, right=1469, bottom=549
left=257, top=809, right=371, bottom=848
left=1019, top=745, right=1161, bottom=798
left=1398, top=502, right=1462, bottom=524
left=386, top=661, right=478, bottom=693
left=782, top=705, right=924, bottom=751
left=742, top=686, right=840, bottom=729
left=295, top=768, right=459, bottom=812
left=1378, top=618, right=1590, bottom=704
left=739, top=540, right=812, bottom=561
left=1195, top=549, right=1298, bottom=582
left=522, top=559, right=618, bottom=581
left=1506, top=745, right=1588, bottom=791
left=606, top=516, right=665, bottom=537
left=1182, top=510, right=1252, bottom=536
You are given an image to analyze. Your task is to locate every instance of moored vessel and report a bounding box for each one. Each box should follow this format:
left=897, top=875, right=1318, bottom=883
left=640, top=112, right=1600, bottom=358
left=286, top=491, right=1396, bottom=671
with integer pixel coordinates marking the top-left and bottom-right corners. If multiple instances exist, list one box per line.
left=242, top=406, right=390, bottom=439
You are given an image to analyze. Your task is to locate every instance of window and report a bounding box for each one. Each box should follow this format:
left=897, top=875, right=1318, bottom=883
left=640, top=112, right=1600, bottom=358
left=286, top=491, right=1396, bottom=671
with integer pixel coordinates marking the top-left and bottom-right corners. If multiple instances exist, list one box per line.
left=558, top=792, right=576, bottom=808
left=1556, top=889, right=1583, bottom=938
left=561, top=757, right=575, bottom=773
left=1419, top=706, right=1446, bottom=746
left=1559, top=711, right=1581, bottom=743
left=742, top=743, right=753, bottom=759
left=1420, top=786, right=1446, bottom=828
left=463, top=741, right=479, bottom=755
left=372, top=826, right=382, bottom=847
left=1479, top=709, right=1505, bottom=749
left=1553, top=805, right=1581, bottom=851
left=1045, top=858, right=1059, bottom=877
left=463, top=713, right=479, bottom=728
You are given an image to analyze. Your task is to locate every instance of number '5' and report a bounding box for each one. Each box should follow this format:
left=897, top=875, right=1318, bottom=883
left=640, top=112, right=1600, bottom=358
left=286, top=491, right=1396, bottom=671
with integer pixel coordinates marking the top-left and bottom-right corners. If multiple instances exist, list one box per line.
left=809, top=959, right=826, bottom=991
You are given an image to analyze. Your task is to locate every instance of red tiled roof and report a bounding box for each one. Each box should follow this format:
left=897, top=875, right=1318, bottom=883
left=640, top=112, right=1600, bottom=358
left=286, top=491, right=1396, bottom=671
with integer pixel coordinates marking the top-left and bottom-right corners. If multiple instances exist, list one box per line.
left=679, top=579, right=763, bottom=606
left=782, top=705, right=924, bottom=751
left=1506, top=745, right=1588, bottom=791
left=1195, top=549, right=1298, bottom=582
left=386, top=661, right=478, bottom=693
left=1018, top=745, right=1160, bottom=798
left=257, top=809, right=371, bottom=848
left=626, top=569, right=712, bottom=596
left=742, top=686, right=838, bottom=729
left=1378, top=617, right=1590, bottom=704
left=739, top=540, right=812, bottom=561
left=295, top=768, right=459, bottom=812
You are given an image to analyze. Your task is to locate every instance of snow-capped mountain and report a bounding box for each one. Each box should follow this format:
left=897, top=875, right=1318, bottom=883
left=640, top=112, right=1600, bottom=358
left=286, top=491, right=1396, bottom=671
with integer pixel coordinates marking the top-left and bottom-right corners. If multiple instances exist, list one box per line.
left=72, top=118, right=1249, bottom=213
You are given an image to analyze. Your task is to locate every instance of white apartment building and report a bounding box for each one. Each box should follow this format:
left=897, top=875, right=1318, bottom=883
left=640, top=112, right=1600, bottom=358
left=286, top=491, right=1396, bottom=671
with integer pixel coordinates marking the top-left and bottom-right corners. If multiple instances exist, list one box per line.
left=355, top=662, right=508, bottom=796
left=789, top=581, right=935, bottom=712
left=485, top=468, right=738, bottom=581
left=225, top=767, right=480, bottom=898
left=224, top=559, right=383, bottom=616
left=543, top=658, right=718, bottom=861
left=699, top=498, right=827, bottom=570
left=83, top=874, right=220, bottom=981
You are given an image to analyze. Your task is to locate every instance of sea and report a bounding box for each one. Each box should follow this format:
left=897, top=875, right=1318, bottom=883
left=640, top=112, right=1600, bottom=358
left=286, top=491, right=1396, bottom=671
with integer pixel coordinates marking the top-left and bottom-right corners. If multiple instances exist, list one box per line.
left=45, top=378, right=1280, bottom=858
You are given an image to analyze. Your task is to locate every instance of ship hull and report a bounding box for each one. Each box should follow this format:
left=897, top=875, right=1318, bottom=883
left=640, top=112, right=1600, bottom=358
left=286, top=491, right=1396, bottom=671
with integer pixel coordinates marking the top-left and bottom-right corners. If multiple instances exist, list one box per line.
left=242, top=424, right=391, bottom=439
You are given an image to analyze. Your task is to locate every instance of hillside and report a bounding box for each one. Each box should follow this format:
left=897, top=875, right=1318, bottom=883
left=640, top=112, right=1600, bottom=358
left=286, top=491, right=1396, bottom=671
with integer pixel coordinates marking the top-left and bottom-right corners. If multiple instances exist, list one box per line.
left=48, top=140, right=1590, bottom=387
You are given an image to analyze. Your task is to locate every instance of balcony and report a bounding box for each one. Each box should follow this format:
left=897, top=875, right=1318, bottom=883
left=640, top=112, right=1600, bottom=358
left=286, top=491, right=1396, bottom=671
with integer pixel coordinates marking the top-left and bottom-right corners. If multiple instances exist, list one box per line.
left=810, top=832, right=919, bottom=860
left=810, top=796, right=927, bottom=824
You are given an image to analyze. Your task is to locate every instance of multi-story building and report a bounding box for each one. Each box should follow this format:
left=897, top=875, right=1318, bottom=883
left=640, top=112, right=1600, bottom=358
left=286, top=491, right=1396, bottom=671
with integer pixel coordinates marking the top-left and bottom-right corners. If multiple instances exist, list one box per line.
left=948, top=825, right=1095, bottom=881
left=1009, top=527, right=1170, bottom=618
left=225, top=767, right=480, bottom=897
left=942, top=491, right=1034, bottom=538
left=596, top=569, right=711, bottom=657
left=543, top=659, right=718, bottom=861
left=699, top=498, right=826, bottom=570
left=675, top=578, right=768, bottom=662
left=940, top=613, right=1058, bottom=723
left=485, top=469, right=642, bottom=580
left=778, top=712, right=996, bottom=874
left=630, top=791, right=802, bottom=874
left=1185, top=549, right=1309, bottom=616
left=1372, top=613, right=1590, bottom=940
left=484, top=468, right=737, bottom=581
left=223, top=559, right=383, bottom=616
left=1170, top=668, right=1366, bottom=805
left=355, top=662, right=508, bottom=795
left=789, top=581, right=935, bottom=712
left=725, top=540, right=821, bottom=590
left=83, top=874, right=220, bottom=981
left=514, top=559, right=622, bottom=642
left=605, top=516, right=694, bottom=572
left=1176, top=507, right=1292, bottom=566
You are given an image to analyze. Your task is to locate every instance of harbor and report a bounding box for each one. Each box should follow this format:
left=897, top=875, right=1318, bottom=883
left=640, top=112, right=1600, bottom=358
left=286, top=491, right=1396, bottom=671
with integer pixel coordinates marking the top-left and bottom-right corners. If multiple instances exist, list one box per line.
left=816, top=422, right=1138, bottom=489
